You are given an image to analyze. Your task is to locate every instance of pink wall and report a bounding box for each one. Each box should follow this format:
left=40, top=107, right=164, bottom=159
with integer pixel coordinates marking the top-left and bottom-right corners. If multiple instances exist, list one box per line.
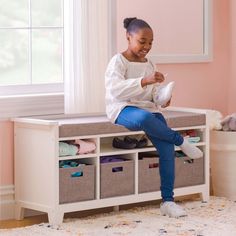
left=0, top=0, right=232, bottom=186
left=228, top=0, right=236, bottom=113
left=117, top=0, right=230, bottom=115
left=160, top=0, right=229, bottom=115
left=117, top=0, right=204, bottom=55
left=0, top=121, right=14, bottom=185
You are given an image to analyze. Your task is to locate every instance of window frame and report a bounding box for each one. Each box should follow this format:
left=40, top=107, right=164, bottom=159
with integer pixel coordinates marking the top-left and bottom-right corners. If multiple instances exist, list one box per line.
left=0, top=0, right=64, bottom=118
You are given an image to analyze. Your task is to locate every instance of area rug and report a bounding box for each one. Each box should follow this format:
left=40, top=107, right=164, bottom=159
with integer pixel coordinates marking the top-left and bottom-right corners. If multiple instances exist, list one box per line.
left=1, top=196, right=236, bottom=236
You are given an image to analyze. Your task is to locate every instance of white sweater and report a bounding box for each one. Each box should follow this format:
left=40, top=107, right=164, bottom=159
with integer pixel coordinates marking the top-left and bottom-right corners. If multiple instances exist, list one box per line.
left=105, top=53, right=161, bottom=123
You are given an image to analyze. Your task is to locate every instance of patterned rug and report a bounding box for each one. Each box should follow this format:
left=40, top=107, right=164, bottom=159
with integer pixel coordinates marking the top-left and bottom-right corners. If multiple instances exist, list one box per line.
left=1, top=196, right=236, bottom=236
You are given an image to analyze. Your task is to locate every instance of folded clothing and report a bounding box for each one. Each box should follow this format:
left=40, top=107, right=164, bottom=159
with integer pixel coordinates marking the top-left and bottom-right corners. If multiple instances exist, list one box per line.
left=100, top=155, right=127, bottom=163
left=100, top=155, right=128, bottom=172
left=59, top=160, right=86, bottom=168
left=73, top=139, right=96, bottom=154
left=179, top=130, right=201, bottom=143
left=187, top=136, right=201, bottom=143
left=60, top=139, right=96, bottom=156
left=59, top=142, right=78, bottom=157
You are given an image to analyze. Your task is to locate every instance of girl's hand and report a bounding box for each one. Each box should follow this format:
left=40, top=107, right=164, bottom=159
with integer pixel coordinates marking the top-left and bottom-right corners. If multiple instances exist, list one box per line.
left=152, top=71, right=165, bottom=83
left=141, top=71, right=165, bottom=87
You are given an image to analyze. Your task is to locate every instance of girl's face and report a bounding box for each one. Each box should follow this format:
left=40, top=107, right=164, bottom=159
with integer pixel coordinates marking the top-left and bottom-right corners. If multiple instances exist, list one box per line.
left=126, top=27, right=153, bottom=61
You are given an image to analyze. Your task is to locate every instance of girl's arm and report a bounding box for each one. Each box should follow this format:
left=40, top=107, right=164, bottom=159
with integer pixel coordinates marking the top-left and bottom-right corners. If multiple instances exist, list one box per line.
left=141, top=71, right=165, bottom=87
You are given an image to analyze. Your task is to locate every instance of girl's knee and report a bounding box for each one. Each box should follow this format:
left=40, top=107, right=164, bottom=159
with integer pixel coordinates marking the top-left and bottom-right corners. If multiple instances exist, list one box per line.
left=137, top=110, right=154, bottom=126
left=154, top=112, right=167, bottom=125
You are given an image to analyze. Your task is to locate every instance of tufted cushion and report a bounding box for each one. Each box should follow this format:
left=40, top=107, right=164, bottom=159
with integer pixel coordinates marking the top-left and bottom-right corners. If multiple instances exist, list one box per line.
left=59, top=110, right=206, bottom=138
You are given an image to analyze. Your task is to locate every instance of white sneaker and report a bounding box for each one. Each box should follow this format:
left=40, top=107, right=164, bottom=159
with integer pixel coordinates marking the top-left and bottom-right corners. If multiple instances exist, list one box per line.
left=160, top=201, right=187, bottom=218
left=179, top=138, right=203, bottom=159
left=155, top=81, right=175, bottom=106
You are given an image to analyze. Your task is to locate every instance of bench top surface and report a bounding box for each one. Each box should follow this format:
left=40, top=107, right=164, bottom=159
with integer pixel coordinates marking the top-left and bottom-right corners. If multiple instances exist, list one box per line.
left=56, top=110, right=206, bottom=137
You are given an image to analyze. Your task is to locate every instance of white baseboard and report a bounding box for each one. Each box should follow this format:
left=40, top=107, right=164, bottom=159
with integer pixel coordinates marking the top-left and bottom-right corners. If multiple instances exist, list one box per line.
left=0, top=185, right=15, bottom=220
left=0, top=185, right=43, bottom=220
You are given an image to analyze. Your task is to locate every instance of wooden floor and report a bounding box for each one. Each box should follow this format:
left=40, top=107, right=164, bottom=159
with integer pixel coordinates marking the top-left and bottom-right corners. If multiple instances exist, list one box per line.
left=0, top=214, right=48, bottom=229
left=0, top=207, right=114, bottom=230
left=0, top=200, right=162, bottom=229
left=0, top=194, right=200, bottom=229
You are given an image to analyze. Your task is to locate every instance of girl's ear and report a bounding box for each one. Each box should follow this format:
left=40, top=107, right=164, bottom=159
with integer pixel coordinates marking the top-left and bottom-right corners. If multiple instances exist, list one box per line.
left=126, top=32, right=131, bottom=41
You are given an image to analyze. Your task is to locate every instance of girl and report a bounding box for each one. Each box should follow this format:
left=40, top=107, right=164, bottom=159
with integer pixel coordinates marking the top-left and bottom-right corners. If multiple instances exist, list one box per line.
left=105, top=17, right=203, bottom=217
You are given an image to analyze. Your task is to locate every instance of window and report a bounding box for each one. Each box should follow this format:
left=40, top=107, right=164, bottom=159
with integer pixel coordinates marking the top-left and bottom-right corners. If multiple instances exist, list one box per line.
left=0, top=0, right=64, bottom=118
left=0, top=0, right=63, bottom=96
left=0, top=0, right=111, bottom=118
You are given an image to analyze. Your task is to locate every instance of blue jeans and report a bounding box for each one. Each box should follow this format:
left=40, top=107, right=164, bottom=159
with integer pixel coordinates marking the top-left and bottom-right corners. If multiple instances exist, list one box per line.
left=115, top=106, right=184, bottom=202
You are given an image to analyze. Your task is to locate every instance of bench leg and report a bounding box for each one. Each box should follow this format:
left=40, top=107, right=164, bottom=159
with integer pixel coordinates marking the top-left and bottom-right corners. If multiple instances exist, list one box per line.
left=48, top=211, right=64, bottom=226
left=200, top=190, right=209, bottom=202
left=15, top=204, right=25, bottom=220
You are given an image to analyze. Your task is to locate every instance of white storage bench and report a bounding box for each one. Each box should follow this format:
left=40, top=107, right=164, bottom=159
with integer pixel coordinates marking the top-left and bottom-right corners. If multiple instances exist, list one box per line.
left=13, top=107, right=210, bottom=225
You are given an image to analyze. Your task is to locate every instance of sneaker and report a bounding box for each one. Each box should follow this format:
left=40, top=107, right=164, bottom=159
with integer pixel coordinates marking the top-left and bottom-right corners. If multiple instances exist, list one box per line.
left=179, top=138, right=203, bottom=159
left=155, top=81, right=175, bottom=106
left=112, top=137, right=136, bottom=149
left=124, top=136, right=148, bottom=148
left=136, top=137, right=148, bottom=148
left=160, top=201, right=187, bottom=218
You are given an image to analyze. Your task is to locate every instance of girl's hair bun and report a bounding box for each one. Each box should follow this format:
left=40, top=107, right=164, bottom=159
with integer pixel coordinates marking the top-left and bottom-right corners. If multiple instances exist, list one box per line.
left=123, top=17, right=137, bottom=29
left=123, top=17, right=151, bottom=33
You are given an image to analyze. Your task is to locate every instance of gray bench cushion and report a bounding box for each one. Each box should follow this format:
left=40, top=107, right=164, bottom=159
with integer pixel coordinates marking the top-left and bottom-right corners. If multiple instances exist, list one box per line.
left=59, top=110, right=205, bottom=137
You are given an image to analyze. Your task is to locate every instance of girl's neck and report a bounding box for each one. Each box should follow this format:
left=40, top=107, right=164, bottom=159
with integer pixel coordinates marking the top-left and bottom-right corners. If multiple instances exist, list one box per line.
left=122, top=51, right=147, bottom=63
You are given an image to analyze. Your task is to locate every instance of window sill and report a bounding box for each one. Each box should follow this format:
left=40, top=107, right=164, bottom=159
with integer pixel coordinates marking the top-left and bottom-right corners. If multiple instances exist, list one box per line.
left=0, top=93, right=64, bottom=120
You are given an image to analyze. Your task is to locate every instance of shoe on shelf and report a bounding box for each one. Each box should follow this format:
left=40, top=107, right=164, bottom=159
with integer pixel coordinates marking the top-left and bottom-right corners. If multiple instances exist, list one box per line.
left=124, top=136, right=148, bottom=148
left=112, top=137, right=136, bottom=149
left=160, top=201, right=187, bottom=218
left=136, top=137, right=148, bottom=148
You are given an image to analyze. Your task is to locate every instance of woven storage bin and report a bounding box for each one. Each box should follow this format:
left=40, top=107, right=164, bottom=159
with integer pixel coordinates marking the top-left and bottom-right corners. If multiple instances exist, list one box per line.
left=100, top=160, right=134, bottom=198
left=138, top=157, right=160, bottom=193
left=59, top=165, right=95, bottom=204
left=175, top=157, right=204, bottom=188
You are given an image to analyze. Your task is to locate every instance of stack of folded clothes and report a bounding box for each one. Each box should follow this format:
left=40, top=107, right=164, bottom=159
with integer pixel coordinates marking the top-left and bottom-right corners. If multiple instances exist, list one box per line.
left=100, top=155, right=128, bottom=172
left=59, top=139, right=96, bottom=157
left=179, top=130, right=201, bottom=143
left=112, top=135, right=148, bottom=149
left=59, top=160, right=86, bottom=177
left=100, top=155, right=126, bottom=163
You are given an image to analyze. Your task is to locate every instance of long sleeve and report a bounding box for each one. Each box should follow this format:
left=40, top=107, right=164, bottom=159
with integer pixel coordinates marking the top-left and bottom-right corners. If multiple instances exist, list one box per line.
left=105, top=55, right=145, bottom=101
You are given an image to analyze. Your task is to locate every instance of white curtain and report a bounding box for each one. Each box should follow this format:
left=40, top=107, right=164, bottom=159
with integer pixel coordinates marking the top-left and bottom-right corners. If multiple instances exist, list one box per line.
left=64, top=0, right=109, bottom=114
